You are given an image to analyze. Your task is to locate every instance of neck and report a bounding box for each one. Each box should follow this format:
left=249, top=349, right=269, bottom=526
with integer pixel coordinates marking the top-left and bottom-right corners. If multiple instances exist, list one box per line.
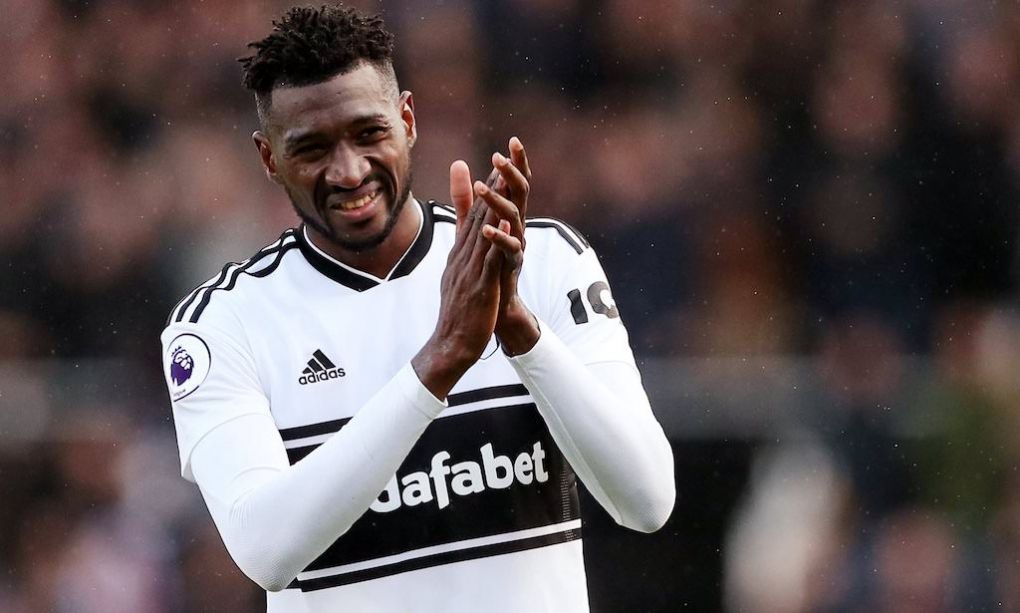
left=307, top=196, right=421, bottom=279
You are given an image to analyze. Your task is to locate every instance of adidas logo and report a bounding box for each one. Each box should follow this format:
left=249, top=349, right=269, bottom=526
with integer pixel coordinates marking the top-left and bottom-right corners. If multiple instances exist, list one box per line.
left=299, top=349, right=346, bottom=385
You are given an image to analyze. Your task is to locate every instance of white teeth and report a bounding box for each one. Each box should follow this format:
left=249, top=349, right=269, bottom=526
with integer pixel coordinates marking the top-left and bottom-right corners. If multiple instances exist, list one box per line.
left=339, top=192, right=376, bottom=211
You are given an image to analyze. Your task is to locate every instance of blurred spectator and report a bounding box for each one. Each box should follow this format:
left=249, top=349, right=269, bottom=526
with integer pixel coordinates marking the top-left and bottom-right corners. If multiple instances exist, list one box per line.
left=869, top=508, right=961, bottom=613
left=3, top=0, right=1020, bottom=610
left=724, top=437, right=849, bottom=613
left=912, top=302, right=1014, bottom=534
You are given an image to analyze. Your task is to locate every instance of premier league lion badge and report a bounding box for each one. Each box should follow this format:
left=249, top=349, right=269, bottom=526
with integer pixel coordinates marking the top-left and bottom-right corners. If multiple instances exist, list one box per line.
left=164, top=333, right=211, bottom=400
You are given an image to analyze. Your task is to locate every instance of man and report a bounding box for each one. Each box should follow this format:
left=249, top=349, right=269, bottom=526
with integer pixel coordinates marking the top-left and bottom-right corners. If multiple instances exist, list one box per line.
left=160, top=5, right=674, bottom=612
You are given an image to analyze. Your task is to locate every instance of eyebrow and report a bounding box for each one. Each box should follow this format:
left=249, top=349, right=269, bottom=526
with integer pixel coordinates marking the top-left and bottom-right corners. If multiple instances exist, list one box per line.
left=283, top=129, right=322, bottom=151
left=282, top=114, right=392, bottom=150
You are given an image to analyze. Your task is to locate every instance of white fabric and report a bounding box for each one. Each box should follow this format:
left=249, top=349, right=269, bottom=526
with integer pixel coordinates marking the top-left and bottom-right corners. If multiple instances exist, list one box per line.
left=191, top=364, right=444, bottom=591
left=509, top=325, right=675, bottom=532
left=161, top=200, right=674, bottom=612
left=189, top=351, right=671, bottom=592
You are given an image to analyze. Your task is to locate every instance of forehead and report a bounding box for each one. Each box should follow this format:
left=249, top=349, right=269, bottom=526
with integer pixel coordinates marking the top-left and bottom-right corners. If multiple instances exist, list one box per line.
left=268, top=64, right=396, bottom=136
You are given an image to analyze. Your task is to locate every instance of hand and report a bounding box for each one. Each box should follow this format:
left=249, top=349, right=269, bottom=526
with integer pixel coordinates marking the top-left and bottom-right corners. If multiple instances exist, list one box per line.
left=475, top=137, right=540, bottom=355
left=489, top=137, right=531, bottom=249
left=411, top=161, right=503, bottom=399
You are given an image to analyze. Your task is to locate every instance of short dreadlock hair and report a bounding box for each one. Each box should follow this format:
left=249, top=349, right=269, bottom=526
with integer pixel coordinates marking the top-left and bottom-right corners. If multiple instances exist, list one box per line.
left=239, top=4, right=398, bottom=126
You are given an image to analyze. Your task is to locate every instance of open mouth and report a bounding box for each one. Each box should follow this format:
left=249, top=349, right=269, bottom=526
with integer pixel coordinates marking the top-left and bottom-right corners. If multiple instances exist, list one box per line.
left=330, top=190, right=380, bottom=212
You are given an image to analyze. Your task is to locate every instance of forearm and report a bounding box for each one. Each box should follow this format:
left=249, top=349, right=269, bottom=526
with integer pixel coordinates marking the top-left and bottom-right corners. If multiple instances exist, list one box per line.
left=508, top=324, right=675, bottom=532
left=192, top=364, right=445, bottom=591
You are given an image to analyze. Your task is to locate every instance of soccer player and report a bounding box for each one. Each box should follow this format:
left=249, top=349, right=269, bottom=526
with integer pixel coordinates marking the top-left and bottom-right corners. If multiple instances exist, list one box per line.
left=160, top=5, right=674, bottom=612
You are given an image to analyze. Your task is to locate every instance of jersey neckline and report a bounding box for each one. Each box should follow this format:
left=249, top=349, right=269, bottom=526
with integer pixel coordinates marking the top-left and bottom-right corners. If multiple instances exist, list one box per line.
left=296, top=198, right=435, bottom=292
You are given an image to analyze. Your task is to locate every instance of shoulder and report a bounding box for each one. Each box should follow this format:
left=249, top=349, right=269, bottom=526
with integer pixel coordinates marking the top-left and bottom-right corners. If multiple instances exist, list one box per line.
left=165, top=229, right=300, bottom=327
left=427, top=200, right=591, bottom=256
left=524, top=216, right=591, bottom=257
left=520, top=217, right=610, bottom=293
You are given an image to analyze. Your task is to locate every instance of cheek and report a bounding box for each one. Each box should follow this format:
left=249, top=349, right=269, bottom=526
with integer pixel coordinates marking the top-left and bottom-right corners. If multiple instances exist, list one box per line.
left=293, top=165, right=320, bottom=187
left=386, top=144, right=412, bottom=183
left=287, top=167, right=323, bottom=199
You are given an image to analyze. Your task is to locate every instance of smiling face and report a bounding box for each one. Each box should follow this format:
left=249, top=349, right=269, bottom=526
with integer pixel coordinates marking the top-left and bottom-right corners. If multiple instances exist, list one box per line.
left=254, top=62, right=418, bottom=259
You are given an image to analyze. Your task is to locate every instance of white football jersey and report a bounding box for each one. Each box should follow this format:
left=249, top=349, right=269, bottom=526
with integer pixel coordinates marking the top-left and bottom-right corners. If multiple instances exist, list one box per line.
left=161, top=199, right=637, bottom=612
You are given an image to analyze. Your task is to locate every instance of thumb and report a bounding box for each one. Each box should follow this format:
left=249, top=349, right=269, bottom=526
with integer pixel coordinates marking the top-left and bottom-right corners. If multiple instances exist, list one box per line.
left=449, top=160, right=472, bottom=230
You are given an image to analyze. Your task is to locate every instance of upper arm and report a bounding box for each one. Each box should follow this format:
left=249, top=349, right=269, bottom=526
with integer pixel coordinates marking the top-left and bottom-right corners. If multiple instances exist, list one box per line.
left=191, top=412, right=290, bottom=513
left=524, top=222, right=636, bottom=367
left=160, top=316, right=274, bottom=482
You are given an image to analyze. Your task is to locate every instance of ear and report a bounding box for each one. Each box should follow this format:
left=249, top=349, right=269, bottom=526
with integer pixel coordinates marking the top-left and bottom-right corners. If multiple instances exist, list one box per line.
left=253, top=131, right=282, bottom=184
left=399, top=91, right=417, bottom=148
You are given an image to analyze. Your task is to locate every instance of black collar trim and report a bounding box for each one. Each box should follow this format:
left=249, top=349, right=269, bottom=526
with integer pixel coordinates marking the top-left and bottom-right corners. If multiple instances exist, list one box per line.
left=296, top=199, right=434, bottom=292
left=390, top=200, right=434, bottom=281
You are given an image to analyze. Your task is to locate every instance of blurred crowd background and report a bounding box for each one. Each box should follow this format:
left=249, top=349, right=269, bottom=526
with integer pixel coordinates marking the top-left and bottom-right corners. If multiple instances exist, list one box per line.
left=2, top=0, right=1020, bottom=611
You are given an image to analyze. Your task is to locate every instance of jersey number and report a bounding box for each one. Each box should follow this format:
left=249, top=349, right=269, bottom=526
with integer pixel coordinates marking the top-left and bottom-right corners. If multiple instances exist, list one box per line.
left=567, top=281, right=619, bottom=324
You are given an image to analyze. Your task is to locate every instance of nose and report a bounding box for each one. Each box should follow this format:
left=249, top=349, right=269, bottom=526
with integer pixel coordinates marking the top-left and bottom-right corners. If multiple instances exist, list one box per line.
left=323, top=145, right=370, bottom=189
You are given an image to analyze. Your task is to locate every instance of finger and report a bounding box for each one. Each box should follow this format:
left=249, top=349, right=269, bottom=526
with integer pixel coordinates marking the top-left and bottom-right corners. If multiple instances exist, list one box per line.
left=509, top=136, right=531, bottom=182
left=465, top=187, right=494, bottom=272
left=456, top=169, right=498, bottom=263
left=483, top=166, right=500, bottom=189
left=464, top=198, right=489, bottom=261
left=492, top=151, right=529, bottom=224
left=481, top=166, right=505, bottom=207
left=483, top=223, right=525, bottom=296
left=480, top=217, right=508, bottom=281
left=482, top=239, right=504, bottom=280
left=473, top=167, right=502, bottom=218
left=482, top=223, right=523, bottom=254
left=474, top=180, right=524, bottom=243
left=489, top=162, right=509, bottom=198
left=450, top=160, right=472, bottom=232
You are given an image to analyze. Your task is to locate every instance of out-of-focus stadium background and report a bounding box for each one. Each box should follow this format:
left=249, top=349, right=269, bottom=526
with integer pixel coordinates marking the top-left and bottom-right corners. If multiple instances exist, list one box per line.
left=2, top=0, right=1020, bottom=611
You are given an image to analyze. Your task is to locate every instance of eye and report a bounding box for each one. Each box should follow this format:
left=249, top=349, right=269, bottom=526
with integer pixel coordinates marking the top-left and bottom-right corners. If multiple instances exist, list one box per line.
left=358, top=126, right=388, bottom=142
left=291, top=143, right=327, bottom=159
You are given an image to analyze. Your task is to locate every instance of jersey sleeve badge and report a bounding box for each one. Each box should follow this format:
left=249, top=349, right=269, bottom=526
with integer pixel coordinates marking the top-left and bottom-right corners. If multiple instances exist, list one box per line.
left=164, top=333, right=212, bottom=401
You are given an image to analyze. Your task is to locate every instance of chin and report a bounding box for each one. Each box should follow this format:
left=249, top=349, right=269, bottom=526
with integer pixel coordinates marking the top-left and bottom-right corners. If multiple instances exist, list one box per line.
left=332, top=215, right=397, bottom=253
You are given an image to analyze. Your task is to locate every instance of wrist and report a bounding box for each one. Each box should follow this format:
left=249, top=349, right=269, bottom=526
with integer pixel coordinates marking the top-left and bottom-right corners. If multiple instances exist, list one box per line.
left=495, top=302, right=540, bottom=356
left=412, top=337, right=474, bottom=400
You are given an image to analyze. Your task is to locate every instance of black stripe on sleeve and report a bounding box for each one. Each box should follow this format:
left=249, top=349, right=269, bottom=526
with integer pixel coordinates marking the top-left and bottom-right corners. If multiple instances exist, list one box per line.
left=525, top=219, right=588, bottom=254
left=172, top=265, right=233, bottom=324
left=188, top=238, right=297, bottom=323
left=170, top=231, right=294, bottom=324
left=167, top=292, right=202, bottom=327
left=559, top=219, right=590, bottom=248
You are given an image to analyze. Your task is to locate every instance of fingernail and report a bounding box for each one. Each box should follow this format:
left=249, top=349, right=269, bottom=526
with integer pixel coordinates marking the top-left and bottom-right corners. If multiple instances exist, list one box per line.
left=493, top=152, right=506, bottom=166
left=475, top=181, right=488, bottom=194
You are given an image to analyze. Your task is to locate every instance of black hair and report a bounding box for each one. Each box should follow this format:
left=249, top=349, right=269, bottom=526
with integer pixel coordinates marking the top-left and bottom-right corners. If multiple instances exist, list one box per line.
left=239, top=4, right=397, bottom=124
